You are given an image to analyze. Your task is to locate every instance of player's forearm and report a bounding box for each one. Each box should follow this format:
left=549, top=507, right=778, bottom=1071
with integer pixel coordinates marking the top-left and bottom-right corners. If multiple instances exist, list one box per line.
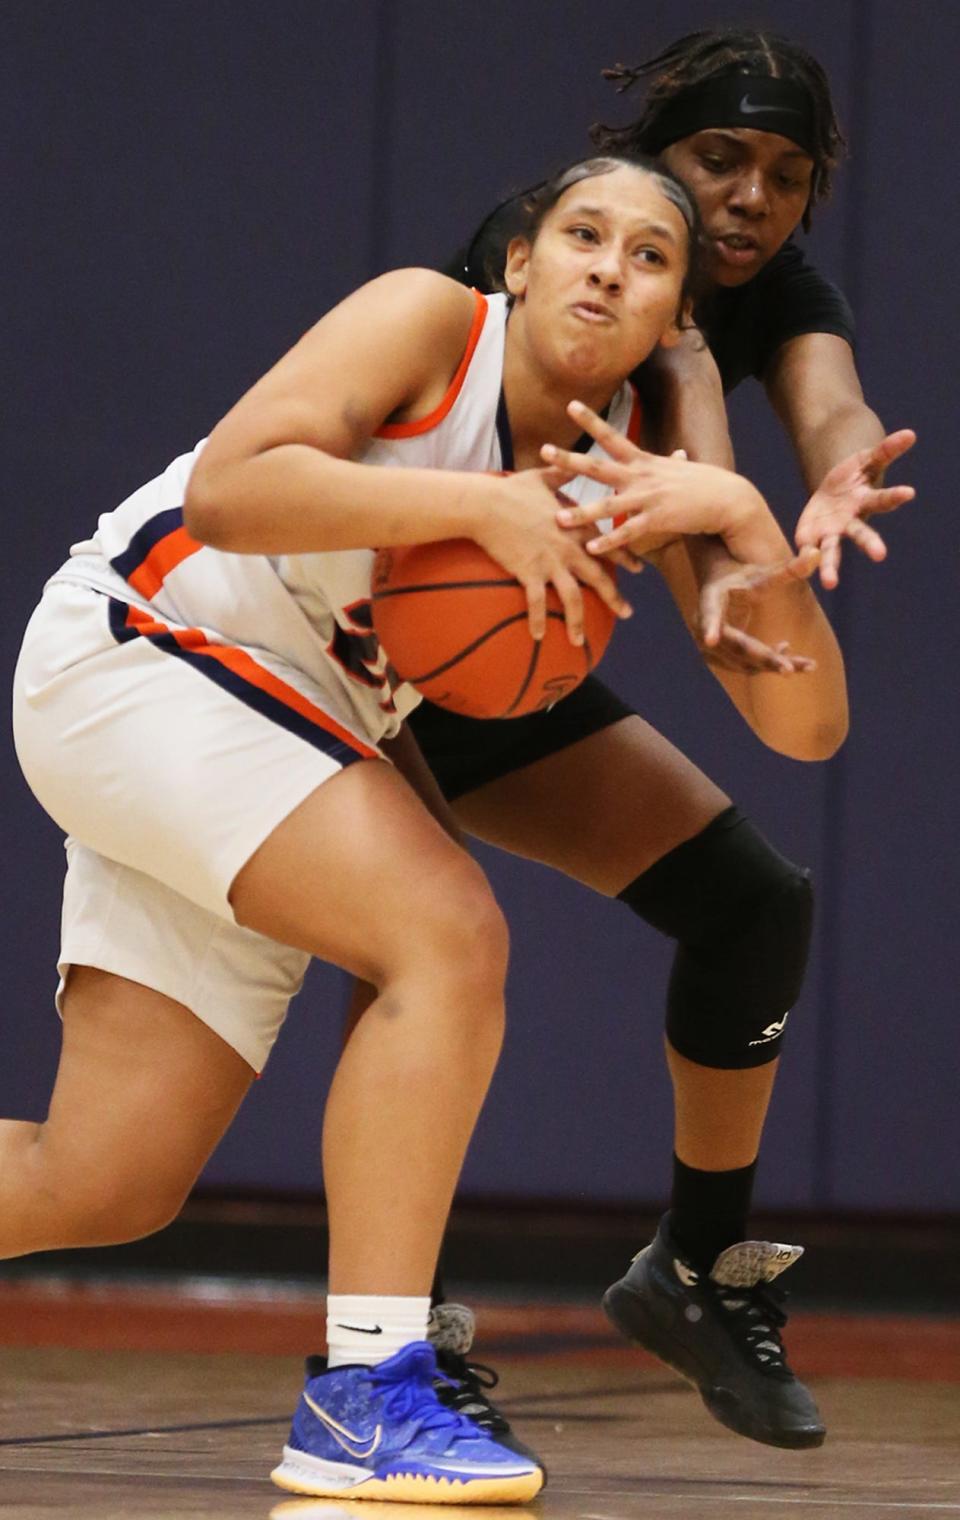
left=184, top=446, right=488, bottom=555
left=659, top=511, right=848, bottom=760
left=651, top=346, right=734, bottom=572
left=725, top=509, right=840, bottom=660
left=792, top=400, right=886, bottom=492
left=740, top=589, right=848, bottom=759
left=652, top=338, right=736, bottom=469
left=722, top=511, right=848, bottom=757
left=660, top=381, right=736, bottom=470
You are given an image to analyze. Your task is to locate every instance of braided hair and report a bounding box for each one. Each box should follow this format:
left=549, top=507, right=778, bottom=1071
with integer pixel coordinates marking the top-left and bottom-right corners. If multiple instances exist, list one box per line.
left=591, top=29, right=846, bottom=230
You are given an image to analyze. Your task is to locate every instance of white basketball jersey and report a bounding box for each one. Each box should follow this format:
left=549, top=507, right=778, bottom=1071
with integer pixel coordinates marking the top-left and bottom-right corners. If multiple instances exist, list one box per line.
left=58, top=290, right=641, bottom=743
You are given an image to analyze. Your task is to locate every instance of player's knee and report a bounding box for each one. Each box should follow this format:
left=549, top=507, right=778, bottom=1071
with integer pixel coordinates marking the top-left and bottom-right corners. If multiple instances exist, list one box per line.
left=94, top=1195, right=184, bottom=1245
left=53, top=1169, right=190, bottom=1247
left=51, top=1185, right=181, bottom=1246
left=666, top=864, right=813, bottom=1067
left=618, top=806, right=814, bottom=1068
left=420, top=856, right=510, bottom=989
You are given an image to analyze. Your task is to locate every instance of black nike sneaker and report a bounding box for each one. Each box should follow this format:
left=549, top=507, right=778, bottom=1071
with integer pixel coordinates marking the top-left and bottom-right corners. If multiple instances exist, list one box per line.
left=602, top=1214, right=826, bottom=1450
left=427, top=1303, right=547, bottom=1478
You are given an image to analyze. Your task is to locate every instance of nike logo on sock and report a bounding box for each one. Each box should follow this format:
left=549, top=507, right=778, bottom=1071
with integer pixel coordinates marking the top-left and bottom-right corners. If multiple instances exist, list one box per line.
left=336, top=1322, right=383, bottom=1334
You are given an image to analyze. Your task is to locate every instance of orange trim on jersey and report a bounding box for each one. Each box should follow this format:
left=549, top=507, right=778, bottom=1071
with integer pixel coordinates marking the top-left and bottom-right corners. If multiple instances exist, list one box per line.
left=626, top=383, right=643, bottom=446
left=122, top=604, right=379, bottom=759
left=126, top=525, right=203, bottom=601
left=375, top=289, right=489, bottom=439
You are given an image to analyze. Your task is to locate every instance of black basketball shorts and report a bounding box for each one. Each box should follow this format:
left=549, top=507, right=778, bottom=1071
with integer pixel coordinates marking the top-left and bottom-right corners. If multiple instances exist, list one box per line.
left=407, top=675, right=635, bottom=802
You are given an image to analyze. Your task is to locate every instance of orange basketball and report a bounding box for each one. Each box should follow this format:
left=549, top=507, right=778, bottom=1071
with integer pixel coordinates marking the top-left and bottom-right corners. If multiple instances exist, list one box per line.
left=372, top=539, right=616, bottom=719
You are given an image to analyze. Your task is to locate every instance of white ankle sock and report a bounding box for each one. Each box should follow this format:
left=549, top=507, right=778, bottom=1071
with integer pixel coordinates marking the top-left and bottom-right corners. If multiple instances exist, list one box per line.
left=326, top=1294, right=431, bottom=1369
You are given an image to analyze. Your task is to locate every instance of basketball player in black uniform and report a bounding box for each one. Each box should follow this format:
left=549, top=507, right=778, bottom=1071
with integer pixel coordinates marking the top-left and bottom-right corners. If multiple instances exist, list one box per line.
left=403, top=28, right=915, bottom=1461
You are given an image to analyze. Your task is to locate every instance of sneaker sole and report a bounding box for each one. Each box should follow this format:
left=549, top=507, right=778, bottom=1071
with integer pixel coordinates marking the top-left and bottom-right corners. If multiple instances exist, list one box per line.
left=702, top=1386, right=826, bottom=1450
left=603, top=1280, right=826, bottom=1452
left=271, top=1450, right=543, bottom=1503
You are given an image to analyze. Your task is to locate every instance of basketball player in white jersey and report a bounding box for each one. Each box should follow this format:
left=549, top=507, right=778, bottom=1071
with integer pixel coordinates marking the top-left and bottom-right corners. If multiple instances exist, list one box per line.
left=8, top=157, right=894, bottom=1501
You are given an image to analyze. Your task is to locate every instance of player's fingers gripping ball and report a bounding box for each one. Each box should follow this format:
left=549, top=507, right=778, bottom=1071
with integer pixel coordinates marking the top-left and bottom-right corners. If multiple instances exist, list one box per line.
left=372, top=538, right=616, bottom=719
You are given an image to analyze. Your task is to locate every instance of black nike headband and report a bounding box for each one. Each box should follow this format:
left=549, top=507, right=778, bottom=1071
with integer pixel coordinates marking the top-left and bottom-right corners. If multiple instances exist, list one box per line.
left=641, top=74, right=818, bottom=160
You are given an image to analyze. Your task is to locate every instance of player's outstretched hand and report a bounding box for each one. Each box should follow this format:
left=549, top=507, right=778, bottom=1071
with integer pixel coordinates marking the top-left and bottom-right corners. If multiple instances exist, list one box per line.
left=542, top=400, right=765, bottom=557
left=793, top=430, right=916, bottom=590
left=696, top=545, right=821, bottom=675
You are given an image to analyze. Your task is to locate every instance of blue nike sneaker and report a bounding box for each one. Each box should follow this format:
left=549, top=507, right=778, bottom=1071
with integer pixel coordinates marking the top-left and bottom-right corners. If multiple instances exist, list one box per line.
left=270, top=1340, right=543, bottom=1503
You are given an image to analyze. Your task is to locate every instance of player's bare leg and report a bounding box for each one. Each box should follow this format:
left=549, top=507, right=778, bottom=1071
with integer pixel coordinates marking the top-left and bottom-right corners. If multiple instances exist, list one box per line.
left=0, top=967, right=253, bottom=1259
left=452, top=714, right=769, bottom=1159
left=2, top=757, right=537, bottom=1500
left=0, top=758, right=509, bottom=1300
left=667, top=1042, right=778, bottom=1170
left=454, top=714, right=824, bottom=1448
left=231, top=759, right=508, bottom=1296
left=231, top=759, right=541, bottom=1500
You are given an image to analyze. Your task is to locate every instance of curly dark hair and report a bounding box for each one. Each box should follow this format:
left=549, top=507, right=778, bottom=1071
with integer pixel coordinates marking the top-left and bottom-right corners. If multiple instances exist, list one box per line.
left=591, top=28, right=846, bottom=231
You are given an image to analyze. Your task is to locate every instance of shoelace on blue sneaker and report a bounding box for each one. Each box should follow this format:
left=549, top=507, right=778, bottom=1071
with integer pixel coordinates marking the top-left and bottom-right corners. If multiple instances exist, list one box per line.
left=709, top=1281, right=794, bottom=1379
left=433, top=1351, right=509, bottom=1434
left=367, top=1348, right=483, bottom=1442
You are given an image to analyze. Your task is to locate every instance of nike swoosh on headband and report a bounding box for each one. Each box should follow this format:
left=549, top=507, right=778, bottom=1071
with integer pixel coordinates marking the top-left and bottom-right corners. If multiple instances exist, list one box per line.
left=739, top=94, right=803, bottom=115
left=336, top=1322, right=383, bottom=1334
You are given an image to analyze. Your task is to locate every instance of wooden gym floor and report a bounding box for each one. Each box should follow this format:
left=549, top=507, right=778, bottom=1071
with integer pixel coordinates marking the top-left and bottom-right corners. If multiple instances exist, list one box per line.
left=0, top=1279, right=957, bottom=1518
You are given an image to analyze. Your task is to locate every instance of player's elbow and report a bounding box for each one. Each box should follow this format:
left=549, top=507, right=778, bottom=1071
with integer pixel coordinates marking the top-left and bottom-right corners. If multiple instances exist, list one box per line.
left=183, top=463, right=233, bottom=548
left=770, top=711, right=849, bottom=762
left=817, top=708, right=849, bottom=758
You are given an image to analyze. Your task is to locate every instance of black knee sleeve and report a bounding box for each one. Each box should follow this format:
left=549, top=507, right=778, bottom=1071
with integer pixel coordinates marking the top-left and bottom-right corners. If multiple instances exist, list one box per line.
left=617, top=807, right=813, bottom=1069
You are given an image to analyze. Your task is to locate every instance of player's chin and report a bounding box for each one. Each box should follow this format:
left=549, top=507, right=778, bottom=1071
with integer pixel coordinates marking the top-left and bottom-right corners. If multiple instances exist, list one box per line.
left=557, top=342, right=637, bottom=391
left=709, top=244, right=777, bottom=288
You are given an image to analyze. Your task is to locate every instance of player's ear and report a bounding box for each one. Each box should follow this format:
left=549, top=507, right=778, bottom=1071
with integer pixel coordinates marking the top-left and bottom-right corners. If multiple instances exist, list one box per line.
left=503, top=237, right=531, bottom=299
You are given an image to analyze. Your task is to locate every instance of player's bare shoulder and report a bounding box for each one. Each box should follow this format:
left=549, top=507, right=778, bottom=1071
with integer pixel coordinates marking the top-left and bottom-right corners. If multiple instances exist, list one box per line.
left=293, top=268, right=480, bottom=434
left=360, top=268, right=478, bottom=365
left=198, top=271, right=482, bottom=473
left=331, top=268, right=476, bottom=354
left=354, top=269, right=481, bottom=426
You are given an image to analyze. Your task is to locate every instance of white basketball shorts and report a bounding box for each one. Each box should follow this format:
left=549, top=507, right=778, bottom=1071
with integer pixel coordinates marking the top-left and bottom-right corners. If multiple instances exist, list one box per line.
left=13, top=580, right=384, bottom=1071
